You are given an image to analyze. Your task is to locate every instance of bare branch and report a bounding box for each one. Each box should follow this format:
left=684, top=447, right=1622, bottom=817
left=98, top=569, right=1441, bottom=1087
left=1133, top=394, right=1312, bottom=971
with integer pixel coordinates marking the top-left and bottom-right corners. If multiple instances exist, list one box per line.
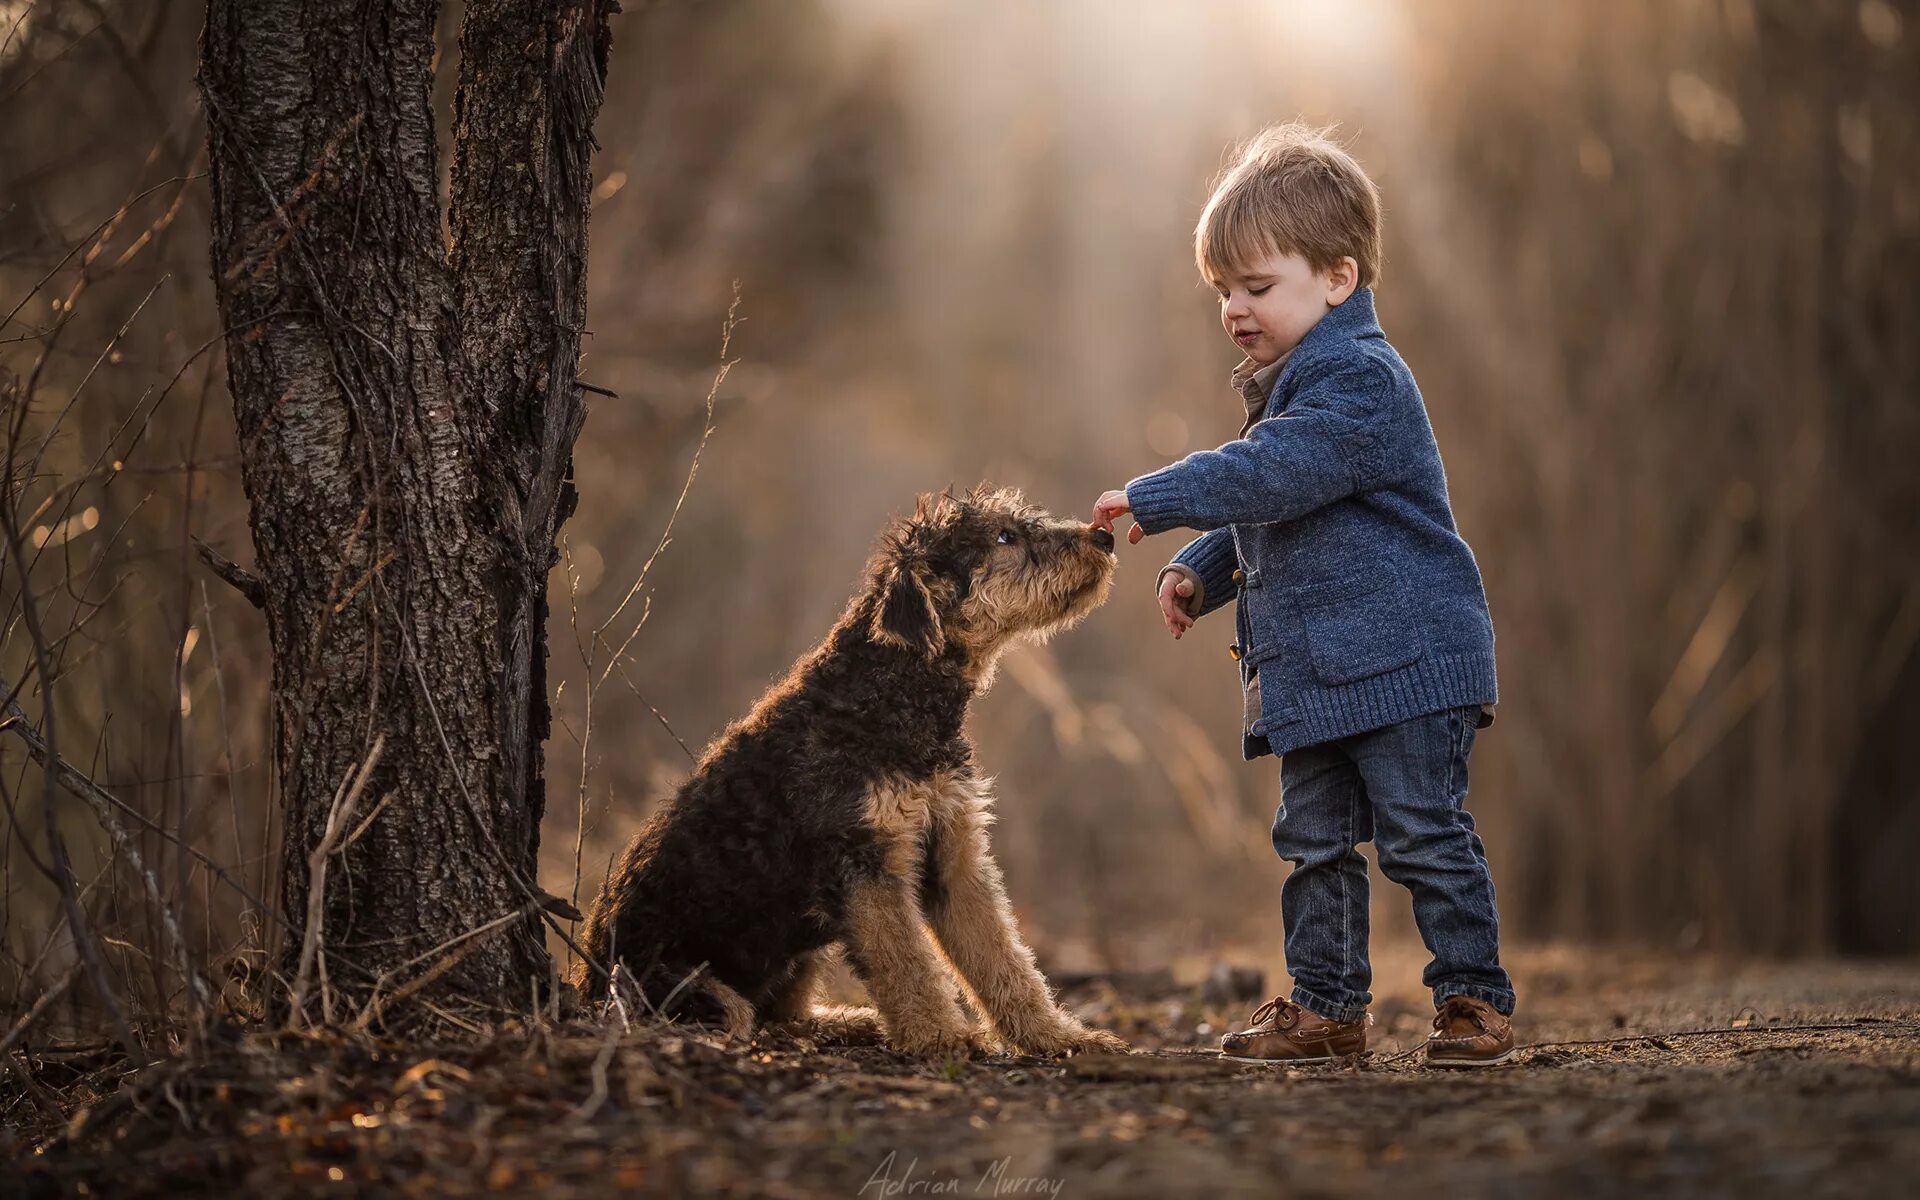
left=0, top=965, right=77, bottom=1060
left=191, top=538, right=264, bottom=609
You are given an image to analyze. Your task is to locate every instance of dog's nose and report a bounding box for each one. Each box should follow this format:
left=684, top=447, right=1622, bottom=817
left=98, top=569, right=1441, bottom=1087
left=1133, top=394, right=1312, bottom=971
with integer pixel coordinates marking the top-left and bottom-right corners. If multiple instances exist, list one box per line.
left=1089, top=526, right=1115, bottom=552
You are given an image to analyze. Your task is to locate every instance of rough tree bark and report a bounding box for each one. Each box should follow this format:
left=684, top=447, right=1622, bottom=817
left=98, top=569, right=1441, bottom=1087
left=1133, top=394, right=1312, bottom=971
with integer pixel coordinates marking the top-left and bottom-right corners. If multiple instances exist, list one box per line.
left=197, top=0, right=615, bottom=1026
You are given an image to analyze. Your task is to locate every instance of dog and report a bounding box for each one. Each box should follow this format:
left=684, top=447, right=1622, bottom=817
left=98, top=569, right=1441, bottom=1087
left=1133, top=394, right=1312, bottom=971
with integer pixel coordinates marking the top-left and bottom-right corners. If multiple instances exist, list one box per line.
left=575, top=487, right=1128, bottom=1058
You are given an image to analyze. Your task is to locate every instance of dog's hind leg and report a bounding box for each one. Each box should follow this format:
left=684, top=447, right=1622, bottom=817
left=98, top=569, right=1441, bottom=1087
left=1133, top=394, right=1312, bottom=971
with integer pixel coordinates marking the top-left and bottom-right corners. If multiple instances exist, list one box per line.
left=760, top=949, right=827, bottom=1023
left=842, top=874, right=990, bottom=1059
left=925, top=778, right=1129, bottom=1056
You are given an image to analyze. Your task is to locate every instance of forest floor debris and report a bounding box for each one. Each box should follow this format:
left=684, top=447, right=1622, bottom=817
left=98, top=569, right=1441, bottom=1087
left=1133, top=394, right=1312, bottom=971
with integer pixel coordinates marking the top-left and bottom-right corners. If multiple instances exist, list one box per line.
left=8, top=946, right=1919, bottom=1198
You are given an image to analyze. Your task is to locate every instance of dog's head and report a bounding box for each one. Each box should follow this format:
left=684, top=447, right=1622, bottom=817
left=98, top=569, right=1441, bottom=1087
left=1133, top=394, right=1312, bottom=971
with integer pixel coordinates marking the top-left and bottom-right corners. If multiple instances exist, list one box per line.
left=864, top=486, right=1116, bottom=671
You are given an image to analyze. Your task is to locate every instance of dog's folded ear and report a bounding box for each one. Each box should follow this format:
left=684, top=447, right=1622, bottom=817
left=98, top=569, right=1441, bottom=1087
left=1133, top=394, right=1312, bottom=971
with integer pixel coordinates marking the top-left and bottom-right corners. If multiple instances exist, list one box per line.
left=871, top=561, right=946, bottom=656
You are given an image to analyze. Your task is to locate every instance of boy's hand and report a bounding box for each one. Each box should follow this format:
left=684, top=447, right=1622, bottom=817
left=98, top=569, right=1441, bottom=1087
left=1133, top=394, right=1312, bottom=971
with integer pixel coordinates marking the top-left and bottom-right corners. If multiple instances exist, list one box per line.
left=1092, top=490, right=1145, bottom=545
left=1157, top=571, right=1196, bottom=638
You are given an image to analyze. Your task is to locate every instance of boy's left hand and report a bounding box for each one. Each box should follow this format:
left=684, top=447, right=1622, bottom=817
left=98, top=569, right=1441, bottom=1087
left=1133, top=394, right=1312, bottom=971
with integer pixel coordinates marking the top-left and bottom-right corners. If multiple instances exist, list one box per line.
left=1092, top=490, right=1144, bottom=545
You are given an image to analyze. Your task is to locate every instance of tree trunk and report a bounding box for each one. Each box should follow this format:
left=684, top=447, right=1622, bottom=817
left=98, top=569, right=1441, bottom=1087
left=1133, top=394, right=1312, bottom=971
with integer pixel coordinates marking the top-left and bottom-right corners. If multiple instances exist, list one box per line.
left=197, top=0, right=614, bottom=1027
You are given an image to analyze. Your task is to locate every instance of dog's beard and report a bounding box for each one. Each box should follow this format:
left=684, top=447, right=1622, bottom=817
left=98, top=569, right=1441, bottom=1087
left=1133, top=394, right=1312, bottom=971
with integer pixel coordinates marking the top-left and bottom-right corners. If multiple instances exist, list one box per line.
left=1018, top=565, right=1112, bottom=642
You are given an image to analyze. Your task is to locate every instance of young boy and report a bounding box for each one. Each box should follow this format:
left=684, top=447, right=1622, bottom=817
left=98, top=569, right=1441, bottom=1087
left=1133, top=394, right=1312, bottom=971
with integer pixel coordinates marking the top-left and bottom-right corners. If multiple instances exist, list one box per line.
left=1092, top=124, right=1515, bottom=1067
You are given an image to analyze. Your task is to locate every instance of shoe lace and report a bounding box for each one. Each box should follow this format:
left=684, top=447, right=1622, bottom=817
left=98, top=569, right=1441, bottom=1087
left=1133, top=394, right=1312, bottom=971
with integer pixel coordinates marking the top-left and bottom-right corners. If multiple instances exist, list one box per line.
left=1247, top=996, right=1300, bottom=1027
left=1433, top=996, right=1488, bottom=1034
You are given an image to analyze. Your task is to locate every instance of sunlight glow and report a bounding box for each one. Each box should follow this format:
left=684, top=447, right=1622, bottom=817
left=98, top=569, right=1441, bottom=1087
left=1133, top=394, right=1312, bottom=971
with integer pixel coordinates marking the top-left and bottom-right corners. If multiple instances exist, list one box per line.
left=1260, top=0, right=1408, bottom=76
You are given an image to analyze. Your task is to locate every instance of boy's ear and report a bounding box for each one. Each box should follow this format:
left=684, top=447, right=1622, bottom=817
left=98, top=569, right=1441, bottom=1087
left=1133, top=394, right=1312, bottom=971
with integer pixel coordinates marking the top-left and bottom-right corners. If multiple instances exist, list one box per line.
left=1326, top=255, right=1361, bottom=304
left=871, top=560, right=946, bottom=657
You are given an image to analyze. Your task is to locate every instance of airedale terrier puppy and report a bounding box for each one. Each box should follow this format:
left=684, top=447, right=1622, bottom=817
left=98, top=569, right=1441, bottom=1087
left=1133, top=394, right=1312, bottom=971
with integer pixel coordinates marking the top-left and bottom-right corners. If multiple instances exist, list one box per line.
left=576, top=487, right=1128, bottom=1059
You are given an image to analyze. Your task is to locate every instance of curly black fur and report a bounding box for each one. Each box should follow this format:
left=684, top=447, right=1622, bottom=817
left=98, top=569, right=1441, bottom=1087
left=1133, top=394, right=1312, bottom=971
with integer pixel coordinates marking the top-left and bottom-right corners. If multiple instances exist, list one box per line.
left=574, top=487, right=1116, bottom=1037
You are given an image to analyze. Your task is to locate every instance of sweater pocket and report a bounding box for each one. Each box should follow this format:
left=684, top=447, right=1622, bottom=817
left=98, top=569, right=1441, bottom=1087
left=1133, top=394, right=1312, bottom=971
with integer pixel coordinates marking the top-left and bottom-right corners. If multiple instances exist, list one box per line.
left=1293, top=567, right=1424, bottom=685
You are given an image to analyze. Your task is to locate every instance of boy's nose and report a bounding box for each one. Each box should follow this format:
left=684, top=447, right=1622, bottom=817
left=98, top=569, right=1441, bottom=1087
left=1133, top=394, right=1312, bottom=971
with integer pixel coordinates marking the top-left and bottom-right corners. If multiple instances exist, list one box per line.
left=1089, top=526, right=1115, bottom=552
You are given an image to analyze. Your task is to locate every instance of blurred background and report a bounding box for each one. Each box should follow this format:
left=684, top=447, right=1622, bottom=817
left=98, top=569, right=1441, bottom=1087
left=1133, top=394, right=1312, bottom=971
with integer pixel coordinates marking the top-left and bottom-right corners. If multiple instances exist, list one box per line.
left=4, top=0, right=1917, bottom=1020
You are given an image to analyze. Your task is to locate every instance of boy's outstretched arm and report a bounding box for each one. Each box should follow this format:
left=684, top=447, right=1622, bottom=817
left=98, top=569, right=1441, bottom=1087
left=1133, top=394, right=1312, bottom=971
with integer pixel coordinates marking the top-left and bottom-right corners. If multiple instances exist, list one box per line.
left=1125, top=358, right=1404, bottom=535
left=1088, top=496, right=1235, bottom=638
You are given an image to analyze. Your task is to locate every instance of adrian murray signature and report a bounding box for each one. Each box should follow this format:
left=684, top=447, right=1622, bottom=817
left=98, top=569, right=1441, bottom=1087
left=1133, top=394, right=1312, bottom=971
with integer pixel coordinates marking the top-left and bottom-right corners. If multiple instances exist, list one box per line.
left=858, top=1152, right=1066, bottom=1198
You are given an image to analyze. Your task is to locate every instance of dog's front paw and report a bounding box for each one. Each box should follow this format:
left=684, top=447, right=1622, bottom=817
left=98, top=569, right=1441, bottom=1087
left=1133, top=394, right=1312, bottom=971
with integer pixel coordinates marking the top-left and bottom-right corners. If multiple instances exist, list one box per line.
left=1068, top=1027, right=1131, bottom=1055
left=1008, top=1016, right=1131, bottom=1057
left=890, top=1023, right=992, bottom=1061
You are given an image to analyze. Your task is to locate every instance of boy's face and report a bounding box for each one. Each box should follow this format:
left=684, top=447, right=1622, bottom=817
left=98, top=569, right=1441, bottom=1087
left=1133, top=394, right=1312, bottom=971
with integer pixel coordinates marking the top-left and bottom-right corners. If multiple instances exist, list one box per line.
left=1209, top=249, right=1359, bottom=366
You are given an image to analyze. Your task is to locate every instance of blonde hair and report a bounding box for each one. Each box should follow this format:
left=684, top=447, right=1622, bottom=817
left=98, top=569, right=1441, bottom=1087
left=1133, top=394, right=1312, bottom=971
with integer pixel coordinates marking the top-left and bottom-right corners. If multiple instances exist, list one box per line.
left=1195, top=123, right=1382, bottom=288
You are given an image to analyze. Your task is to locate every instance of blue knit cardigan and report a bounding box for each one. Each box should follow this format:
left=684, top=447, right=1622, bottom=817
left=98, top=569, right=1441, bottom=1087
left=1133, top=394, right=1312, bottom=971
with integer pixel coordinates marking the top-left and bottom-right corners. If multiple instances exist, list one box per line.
left=1126, top=288, right=1497, bottom=758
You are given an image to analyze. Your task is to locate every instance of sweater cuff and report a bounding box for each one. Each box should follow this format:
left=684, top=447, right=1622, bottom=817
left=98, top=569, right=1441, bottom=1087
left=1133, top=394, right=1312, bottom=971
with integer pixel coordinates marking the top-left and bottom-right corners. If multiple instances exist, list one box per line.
left=1125, top=467, right=1190, bottom=535
left=1156, top=564, right=1205, bottom=617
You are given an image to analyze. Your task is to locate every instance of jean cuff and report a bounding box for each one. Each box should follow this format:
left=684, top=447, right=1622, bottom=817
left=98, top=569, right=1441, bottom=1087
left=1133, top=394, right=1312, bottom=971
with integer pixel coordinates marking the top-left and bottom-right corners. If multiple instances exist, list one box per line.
left=1292, top=984, right=1370, bottom=1025
left=1434, top=982, right=1516, bottom=1016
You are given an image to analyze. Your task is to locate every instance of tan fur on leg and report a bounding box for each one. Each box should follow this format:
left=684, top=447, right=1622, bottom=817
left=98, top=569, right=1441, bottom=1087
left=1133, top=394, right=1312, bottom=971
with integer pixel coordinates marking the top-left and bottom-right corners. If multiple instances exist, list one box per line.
left=927, top=776, right=1129, bottom=1056
left=843, top=874, right=989, bottom=1059
left=804, top=1004, right=887, bottom=1044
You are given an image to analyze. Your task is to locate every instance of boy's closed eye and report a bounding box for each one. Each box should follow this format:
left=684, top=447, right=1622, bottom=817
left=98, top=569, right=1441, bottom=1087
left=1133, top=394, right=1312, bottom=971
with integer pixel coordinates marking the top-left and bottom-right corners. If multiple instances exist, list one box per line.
left=1212, top=279, right=1275, bottom=299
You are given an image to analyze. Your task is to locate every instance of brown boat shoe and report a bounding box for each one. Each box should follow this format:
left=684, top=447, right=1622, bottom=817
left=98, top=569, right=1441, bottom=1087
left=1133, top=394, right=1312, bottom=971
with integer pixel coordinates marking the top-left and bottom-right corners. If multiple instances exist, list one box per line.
left=1424, top=995, right=1516, bottom=1068
left=1220, top=996, right=1369, bottom=1064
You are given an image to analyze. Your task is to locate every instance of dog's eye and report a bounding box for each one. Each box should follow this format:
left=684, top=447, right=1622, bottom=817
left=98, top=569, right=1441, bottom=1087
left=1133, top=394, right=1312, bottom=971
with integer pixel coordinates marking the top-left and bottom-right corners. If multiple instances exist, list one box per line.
left=996, top=529, right=1016, bottom=545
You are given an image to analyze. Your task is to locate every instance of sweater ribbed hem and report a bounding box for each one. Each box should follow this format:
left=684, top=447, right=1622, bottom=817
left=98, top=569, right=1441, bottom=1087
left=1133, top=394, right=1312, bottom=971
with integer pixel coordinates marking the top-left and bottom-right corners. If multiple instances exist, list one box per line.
left=1125, top=469, right=1191, bottom=535
left=1250, top=651, right=1498, bottom=759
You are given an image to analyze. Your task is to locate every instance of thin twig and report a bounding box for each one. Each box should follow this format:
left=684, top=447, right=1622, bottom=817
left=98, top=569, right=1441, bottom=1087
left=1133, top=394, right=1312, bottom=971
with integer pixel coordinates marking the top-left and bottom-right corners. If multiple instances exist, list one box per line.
left=288, top=737, right=384, bottom=1029
left=570, top=1007, right=624, bottom=1123
left=611, top=658, right=696, bottom=763
left=336, top=792, right=396, bottom=852
left=594, top=281, right=738, bottom=653
left=0, top=966, right=78, bottom=1059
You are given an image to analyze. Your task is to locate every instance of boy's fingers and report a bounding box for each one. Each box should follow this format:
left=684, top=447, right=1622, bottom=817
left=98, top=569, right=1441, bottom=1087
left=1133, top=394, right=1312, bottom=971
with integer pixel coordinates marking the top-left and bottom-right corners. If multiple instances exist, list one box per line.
left=1174, top=578, right=1193, bottom=597
left=1127, top=523, right=1144, bottom=545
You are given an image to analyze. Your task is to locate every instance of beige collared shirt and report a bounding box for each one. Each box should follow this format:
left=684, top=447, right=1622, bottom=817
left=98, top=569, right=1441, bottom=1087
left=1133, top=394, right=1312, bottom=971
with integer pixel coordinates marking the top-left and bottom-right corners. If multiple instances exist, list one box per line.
left=1230, top=350, right=1293, bottom=437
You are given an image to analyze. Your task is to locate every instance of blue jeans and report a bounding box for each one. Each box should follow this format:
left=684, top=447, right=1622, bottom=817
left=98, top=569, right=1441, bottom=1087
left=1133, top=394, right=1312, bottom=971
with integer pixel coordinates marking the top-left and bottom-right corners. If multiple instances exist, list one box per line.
left=1271, top=705, right=1515, bottom=1022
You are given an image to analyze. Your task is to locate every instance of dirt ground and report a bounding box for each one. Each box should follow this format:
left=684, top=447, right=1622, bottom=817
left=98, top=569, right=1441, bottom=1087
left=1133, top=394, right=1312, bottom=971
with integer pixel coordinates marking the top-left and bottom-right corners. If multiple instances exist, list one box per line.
left=9, top=944, right=1920, bottom=1199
